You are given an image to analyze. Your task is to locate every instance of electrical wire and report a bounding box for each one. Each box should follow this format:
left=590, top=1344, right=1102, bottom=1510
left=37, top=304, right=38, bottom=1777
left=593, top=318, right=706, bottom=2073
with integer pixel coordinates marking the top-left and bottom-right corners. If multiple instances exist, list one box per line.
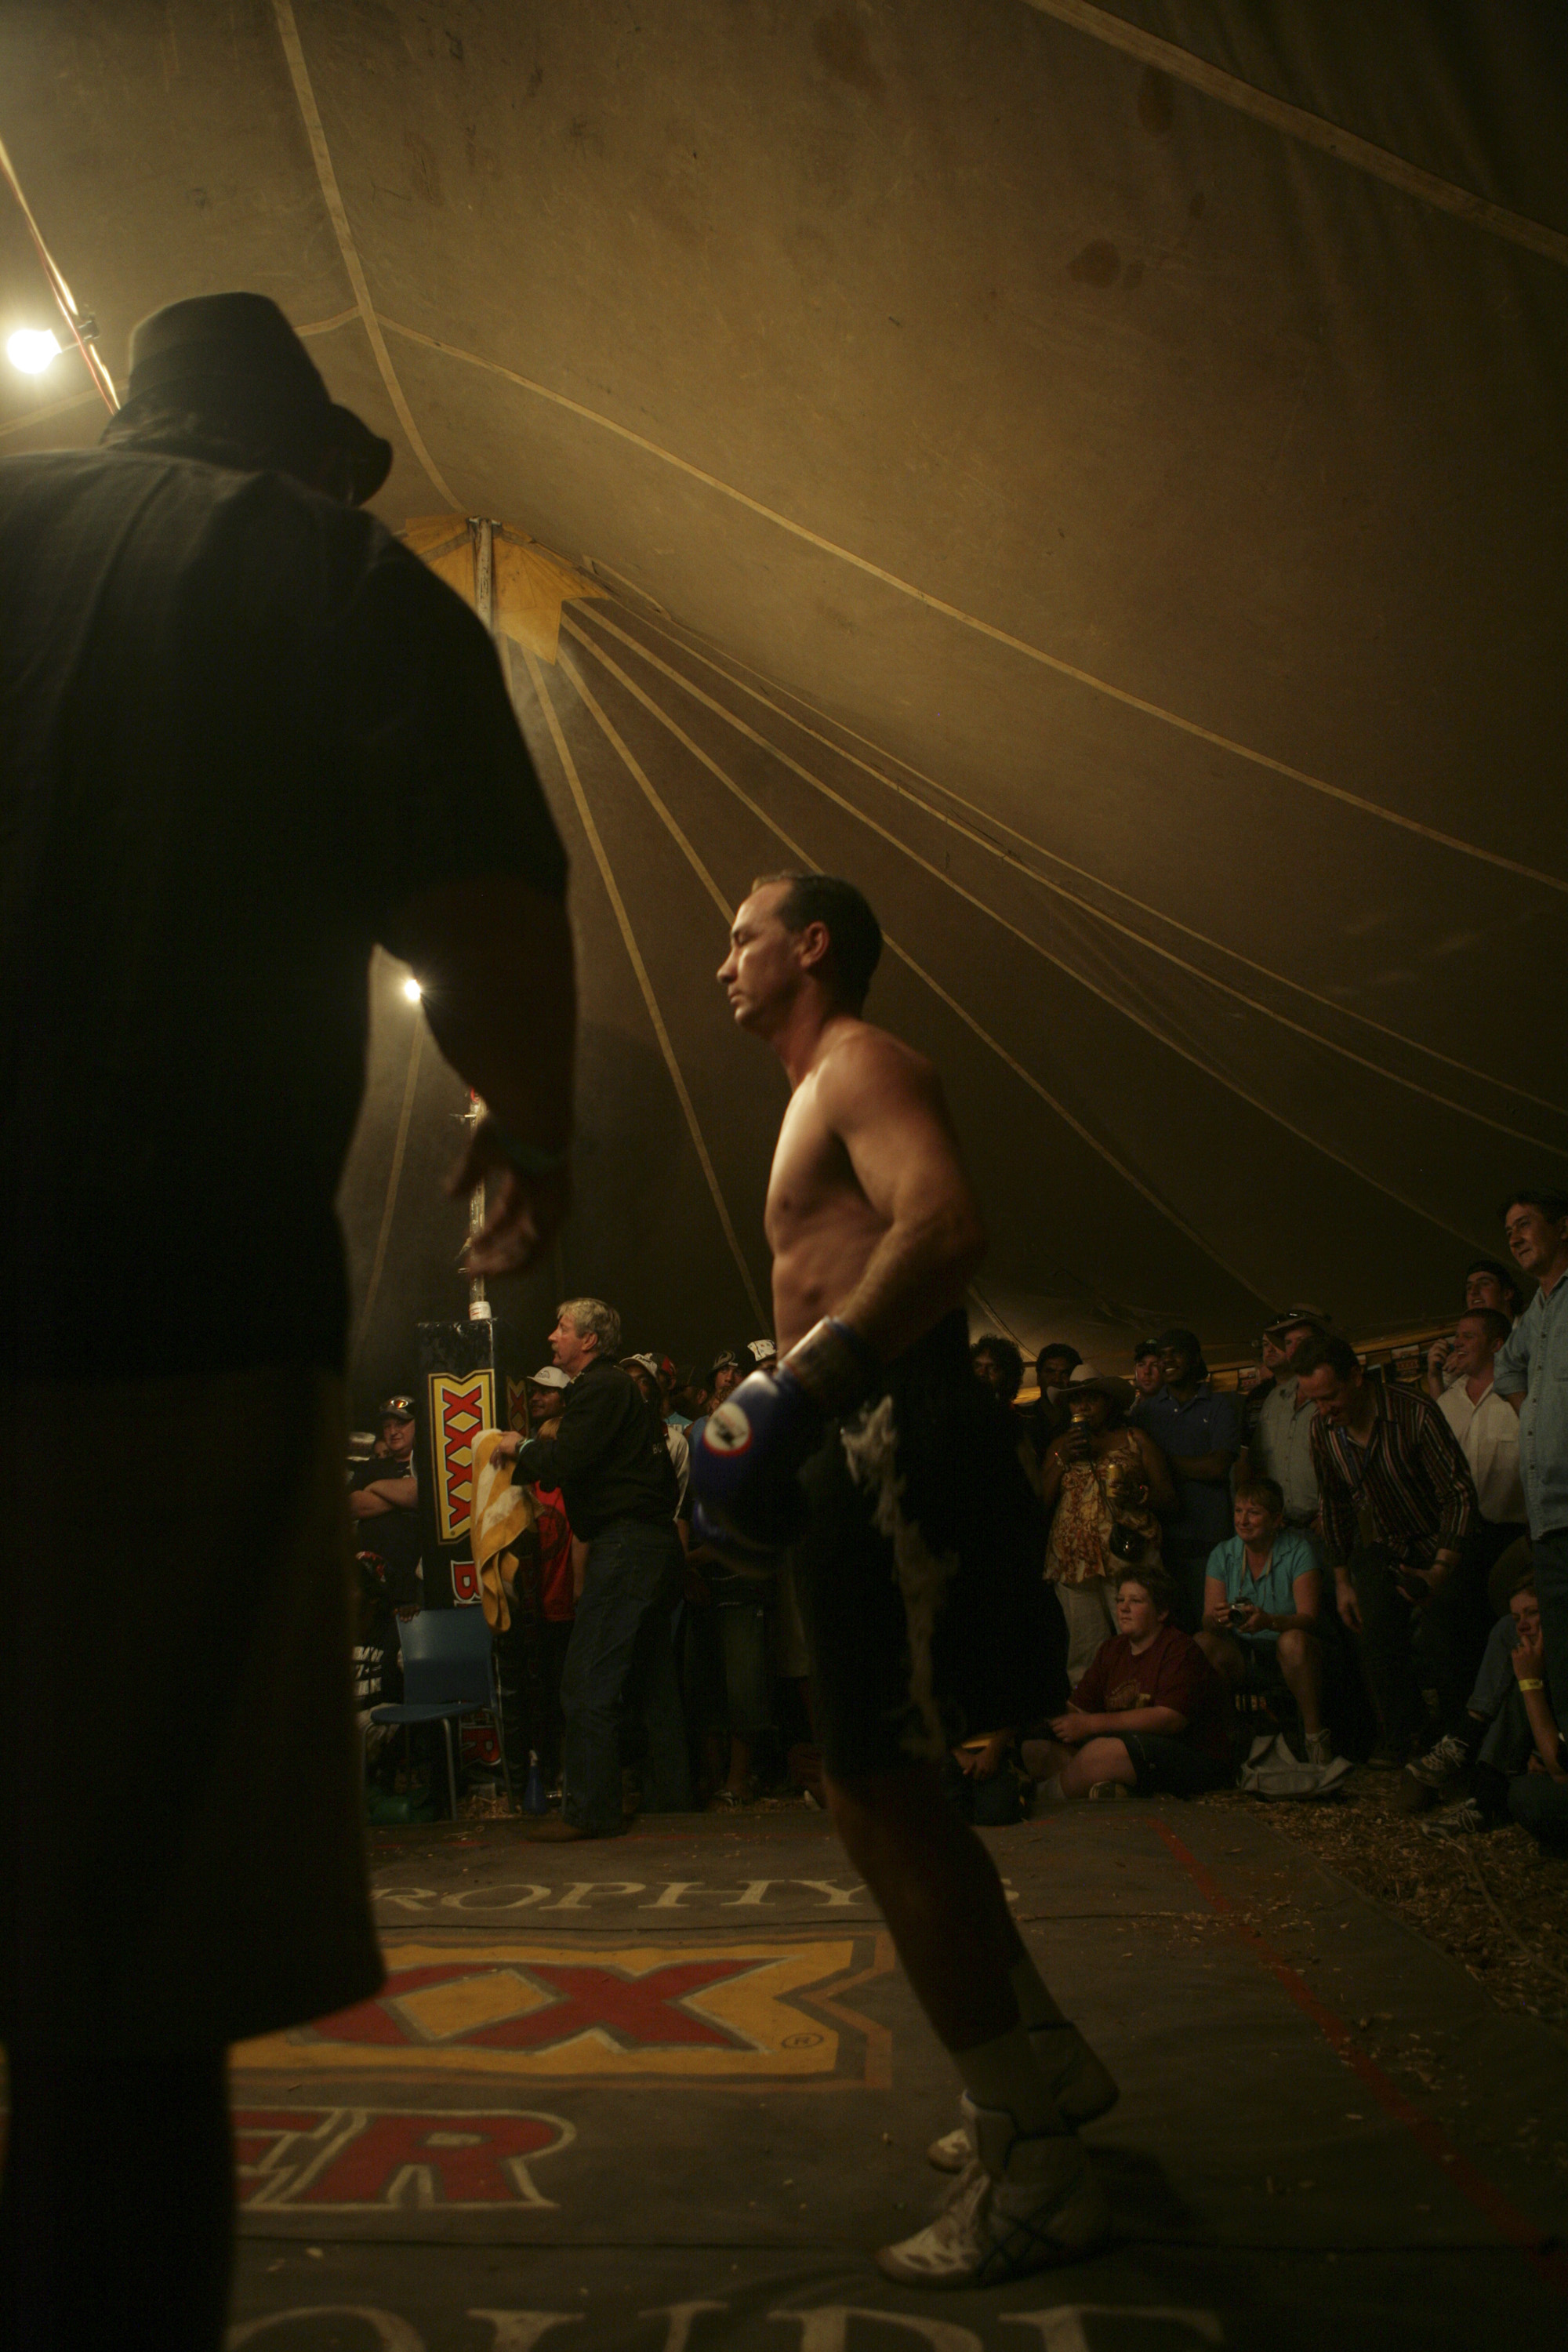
left=0, top=129, right=118, bottom=411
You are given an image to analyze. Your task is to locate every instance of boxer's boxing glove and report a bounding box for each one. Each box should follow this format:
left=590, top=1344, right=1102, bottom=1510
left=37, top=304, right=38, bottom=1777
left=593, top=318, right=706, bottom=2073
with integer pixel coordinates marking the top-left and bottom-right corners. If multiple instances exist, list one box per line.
left=691, top=1316, right=879, bottom=1545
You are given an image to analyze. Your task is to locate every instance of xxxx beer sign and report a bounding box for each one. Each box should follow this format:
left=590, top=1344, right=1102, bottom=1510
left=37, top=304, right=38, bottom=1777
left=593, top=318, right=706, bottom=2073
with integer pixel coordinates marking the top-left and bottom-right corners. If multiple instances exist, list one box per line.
left=428, top=1370, right=495, bottom=1544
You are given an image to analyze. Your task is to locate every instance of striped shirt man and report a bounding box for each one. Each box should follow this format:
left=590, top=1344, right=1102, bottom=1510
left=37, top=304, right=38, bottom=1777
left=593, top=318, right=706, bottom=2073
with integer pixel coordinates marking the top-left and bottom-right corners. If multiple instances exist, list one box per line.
left=1309, top=1377, right=1476, bottom=1569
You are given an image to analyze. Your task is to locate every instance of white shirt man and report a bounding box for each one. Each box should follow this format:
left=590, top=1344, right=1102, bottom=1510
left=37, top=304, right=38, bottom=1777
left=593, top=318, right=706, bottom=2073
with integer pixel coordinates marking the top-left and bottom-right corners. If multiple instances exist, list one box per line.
left=1437, top=1310, right=1526, bottom=1527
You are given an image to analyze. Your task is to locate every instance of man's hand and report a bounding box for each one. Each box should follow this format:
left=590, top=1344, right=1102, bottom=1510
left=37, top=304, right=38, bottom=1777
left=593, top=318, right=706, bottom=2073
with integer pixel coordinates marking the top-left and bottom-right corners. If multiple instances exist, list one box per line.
left=488, top=1432, right=524, bottom=1465
left=1396, top=1557, right=1451, bottom=1610
left=1048, top=1704, right=1098, bottom=1744
left=350, top=1489, right=389, bottom=1519
left=448, top=1116, right=570, bottom=1279
left=1336, top=1577, right=1361, bottom=1632
left=1512, top=1624, right=1548, bottom=1686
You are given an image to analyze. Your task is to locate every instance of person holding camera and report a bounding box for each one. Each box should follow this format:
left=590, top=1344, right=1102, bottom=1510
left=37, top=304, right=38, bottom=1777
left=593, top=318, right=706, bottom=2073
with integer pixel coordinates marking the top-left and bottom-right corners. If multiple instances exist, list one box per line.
left=1041, top=1368, right=1178, bottom=1683
left=1198, top=1477, right=1332, bottom=1765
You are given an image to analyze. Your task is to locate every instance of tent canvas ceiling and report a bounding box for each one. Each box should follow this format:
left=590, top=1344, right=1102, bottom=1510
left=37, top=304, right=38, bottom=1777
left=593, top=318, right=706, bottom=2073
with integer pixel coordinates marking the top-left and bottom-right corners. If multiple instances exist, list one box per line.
left=2, top=0, right=1564, bottom=1407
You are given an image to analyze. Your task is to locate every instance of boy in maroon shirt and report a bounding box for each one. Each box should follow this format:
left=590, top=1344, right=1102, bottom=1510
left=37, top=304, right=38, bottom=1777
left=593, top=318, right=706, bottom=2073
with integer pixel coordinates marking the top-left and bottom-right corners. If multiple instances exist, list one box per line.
left=1022, top=1568, right=1232, bottom=1799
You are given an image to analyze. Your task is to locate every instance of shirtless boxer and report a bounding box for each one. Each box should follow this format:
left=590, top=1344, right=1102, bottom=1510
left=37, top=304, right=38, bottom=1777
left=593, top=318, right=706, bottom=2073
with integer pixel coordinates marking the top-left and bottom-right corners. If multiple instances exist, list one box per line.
left=691, top=873, right=1115, bottom=2285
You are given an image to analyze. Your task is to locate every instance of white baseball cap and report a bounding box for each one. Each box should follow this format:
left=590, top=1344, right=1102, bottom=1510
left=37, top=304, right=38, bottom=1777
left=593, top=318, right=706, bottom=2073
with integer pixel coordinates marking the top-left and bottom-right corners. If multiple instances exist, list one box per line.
left=529, top=1365, right=571, bottom=1390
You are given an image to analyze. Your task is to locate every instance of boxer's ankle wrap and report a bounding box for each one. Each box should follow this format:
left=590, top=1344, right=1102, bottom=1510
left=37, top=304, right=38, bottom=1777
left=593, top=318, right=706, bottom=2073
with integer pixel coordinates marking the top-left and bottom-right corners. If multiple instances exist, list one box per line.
left=781, top=1317, right=879, bottom=1416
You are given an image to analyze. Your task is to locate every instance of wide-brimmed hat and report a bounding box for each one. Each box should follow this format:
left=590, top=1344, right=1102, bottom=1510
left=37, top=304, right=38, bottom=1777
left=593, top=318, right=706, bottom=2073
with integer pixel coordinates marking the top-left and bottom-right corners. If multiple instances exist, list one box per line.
left=1065, top=1365, right=1134, bottom=1410
left=1262, top=1304, right=1330, bottom=1339
left=121, top=292, right=392, bottom=503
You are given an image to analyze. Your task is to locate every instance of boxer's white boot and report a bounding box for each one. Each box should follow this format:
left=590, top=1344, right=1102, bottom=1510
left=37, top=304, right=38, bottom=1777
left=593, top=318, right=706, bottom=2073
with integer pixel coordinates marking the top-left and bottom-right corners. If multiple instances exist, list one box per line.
left=879, top=2099, right=1111, bottom=2286
left=926, top=2024, right=1118, bottom=2170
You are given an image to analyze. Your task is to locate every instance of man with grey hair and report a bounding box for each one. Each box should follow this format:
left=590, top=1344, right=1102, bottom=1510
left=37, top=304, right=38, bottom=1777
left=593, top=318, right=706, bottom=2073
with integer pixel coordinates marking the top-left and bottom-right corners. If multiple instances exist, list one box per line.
left=493, top=1301, right=688, bottom=1837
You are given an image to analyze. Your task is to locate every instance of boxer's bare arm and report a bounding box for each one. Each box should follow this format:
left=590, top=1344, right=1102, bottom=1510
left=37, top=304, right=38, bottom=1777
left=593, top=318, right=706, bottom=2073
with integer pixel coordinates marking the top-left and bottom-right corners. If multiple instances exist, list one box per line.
left=768, top=1021, right=985, bottom=1360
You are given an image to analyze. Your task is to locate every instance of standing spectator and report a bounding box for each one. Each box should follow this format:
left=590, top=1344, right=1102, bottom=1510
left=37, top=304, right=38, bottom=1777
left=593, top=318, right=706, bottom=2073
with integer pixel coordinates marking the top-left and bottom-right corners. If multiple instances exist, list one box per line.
left=0, top=292, right=575, bottom=2350
left=656, top=1355, right=691, bottom=1431
left=623, top=1354, right=691, bottom=1508
left=1436, top=1310, right=1528, bottom=1580
left=1036, top=1342, right=1083, bottom=1396
left=495, top=1369, right=576, bottom=1793
left=1243, top=1312, right=1327, bottom=1534
left=1296, top=1333, right=1482, bottom=1765
left=1130, top=1330, right=1242, bottom=1627
left=972, top=1334, right=1025, bottom=1407
left=1040, top=1370, right=1176, bottom=1681
left=1022, top=1569, right=1232, bottom=1800
left=1199, top=1479, right=1332, bottom=1764
left=1423, top=1258, right=1524, bottom=1399
left=1493, top=1186, right=1568, bottom=1725
left=1130, top=1341, right=1163, bottom=1406
left=492, top=1300, right=689, bottom=1840
left=347, top=1395, right=423, bottom=1606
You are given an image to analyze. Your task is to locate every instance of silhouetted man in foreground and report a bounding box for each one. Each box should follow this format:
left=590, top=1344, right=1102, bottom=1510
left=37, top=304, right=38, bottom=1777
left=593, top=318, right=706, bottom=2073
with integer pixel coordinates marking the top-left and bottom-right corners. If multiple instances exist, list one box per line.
left=693, top=873, right=1109, bottom=2287
left=0, top=294, right=575, bottom=2349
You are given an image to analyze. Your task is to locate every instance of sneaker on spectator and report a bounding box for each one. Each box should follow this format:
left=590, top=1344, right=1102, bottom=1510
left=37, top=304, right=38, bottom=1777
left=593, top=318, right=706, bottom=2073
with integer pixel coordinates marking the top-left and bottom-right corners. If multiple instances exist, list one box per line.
left=879, top=2100, right=1110, bottom=2285
left=927, top=2026, right=1119, bottom=2170
left=1391, top=1771, right=1439, bottom=1816
left=1406, top=1730, right=1470, bottom=1794
left=1421, top=1797, right=1490, bottom=1842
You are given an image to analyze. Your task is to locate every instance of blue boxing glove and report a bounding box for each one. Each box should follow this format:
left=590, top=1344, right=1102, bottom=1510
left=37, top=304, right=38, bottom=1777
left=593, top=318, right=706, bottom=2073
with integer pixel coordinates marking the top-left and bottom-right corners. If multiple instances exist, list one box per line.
left=691, top=1316, right=879, bottom=1546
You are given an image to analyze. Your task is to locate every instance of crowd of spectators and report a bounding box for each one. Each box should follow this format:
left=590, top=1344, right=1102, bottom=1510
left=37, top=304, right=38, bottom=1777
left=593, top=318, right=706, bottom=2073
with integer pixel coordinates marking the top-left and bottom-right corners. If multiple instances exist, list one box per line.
left=354, top=1186, right=1568, bottom=1857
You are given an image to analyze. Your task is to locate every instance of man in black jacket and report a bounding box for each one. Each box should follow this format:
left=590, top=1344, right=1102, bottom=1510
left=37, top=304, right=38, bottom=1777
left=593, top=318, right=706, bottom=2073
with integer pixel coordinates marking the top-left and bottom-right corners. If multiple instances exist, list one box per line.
left=493, top=1298, right=688, bottom=1838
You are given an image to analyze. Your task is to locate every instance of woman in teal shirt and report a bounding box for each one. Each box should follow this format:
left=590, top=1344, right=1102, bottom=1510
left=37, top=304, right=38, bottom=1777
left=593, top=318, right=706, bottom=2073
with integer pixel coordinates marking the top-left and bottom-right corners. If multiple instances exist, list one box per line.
left=1199, top=1479, right=1333, bottom=1766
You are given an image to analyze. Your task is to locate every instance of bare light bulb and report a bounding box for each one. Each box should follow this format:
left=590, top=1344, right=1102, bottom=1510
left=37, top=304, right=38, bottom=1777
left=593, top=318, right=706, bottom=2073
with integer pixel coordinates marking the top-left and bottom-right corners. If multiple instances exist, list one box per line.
left=402, top=976, right=423, bottom=1002
left=7, top=328, right=63, bottom=375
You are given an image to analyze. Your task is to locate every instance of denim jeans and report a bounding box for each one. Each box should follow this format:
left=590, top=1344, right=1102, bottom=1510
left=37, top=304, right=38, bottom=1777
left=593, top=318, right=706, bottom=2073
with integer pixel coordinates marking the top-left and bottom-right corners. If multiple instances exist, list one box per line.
left=560, top=1519, right=690, bottom=1835
left=1532, top=1524, right=1568, bottom=1731
left=1348, top=1538, right=1492, bottom=1746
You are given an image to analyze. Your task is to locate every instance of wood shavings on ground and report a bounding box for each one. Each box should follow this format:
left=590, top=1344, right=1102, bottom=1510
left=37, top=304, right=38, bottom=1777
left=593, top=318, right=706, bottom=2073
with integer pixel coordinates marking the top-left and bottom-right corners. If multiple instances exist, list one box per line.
left=1195, top=1777, right=1568, bottom=2027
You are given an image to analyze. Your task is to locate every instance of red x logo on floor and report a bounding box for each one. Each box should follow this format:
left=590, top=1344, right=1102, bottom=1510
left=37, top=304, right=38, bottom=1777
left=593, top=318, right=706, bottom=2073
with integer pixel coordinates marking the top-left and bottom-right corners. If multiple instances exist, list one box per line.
left=319, top=1959, right=753, bottom=2051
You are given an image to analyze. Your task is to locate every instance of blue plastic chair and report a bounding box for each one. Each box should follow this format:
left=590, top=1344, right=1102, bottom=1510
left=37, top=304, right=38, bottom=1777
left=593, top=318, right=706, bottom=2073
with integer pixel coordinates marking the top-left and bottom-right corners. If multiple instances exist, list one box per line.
left=367, top=1605, right=511, bottom=1817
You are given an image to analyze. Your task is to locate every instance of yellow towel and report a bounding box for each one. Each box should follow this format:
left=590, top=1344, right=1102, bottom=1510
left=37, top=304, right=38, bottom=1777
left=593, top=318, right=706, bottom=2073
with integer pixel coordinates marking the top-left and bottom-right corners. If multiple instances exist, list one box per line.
left=470, top=1429, right=536, bottom=1632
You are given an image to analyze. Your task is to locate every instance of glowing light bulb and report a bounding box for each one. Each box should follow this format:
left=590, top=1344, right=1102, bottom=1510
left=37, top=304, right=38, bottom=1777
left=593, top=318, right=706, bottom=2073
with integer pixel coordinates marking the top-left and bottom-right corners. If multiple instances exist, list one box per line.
left=7, top=328, right=63, bottom=375
left=402, top=976, right=423, bottom=1002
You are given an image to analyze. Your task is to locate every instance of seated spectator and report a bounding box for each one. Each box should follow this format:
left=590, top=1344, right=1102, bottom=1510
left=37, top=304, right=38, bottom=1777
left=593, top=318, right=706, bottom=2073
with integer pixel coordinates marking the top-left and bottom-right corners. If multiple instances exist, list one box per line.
left=1297, top=1330, right=1484, bottom=1767
left=1020, top=1567, right=1232, bottom=1801
left=1129, top=1329, right=1241, bottom=1628
left=971, top=1333, right=1025, bottom=1407
left=1493, top=1187, right=1568, bottom=1734
left=348, top=1393, right=421, bottom=1605
left=1198, top=1479, right=1334, bottom=1766
left=1436, top=1308, right=1529, bottom=1579
left=942, top=1727, right=1029, bottom=1827
left=1241, top=1311, right=1327, bottom=1533
left=1425, top=1258, right=1525, bottom=1399
left=1130, top=1340, right=1163, bottom=1406
left=1040, top=1369, right=1176, bottom=1681
left=1422, top=1570, right=1568, bottom=1853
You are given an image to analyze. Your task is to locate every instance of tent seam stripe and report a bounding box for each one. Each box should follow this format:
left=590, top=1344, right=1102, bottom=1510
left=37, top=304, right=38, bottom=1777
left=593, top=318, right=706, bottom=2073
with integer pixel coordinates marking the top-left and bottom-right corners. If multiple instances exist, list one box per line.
left=571, top=607, right=1565, bottom=1153
left=522, top=648, right=768, bottom=1328
left=1021, top=0, right=1568, bottom=270
left=564, top=615, right=1495, bottom=1250
left=583, top=594, right=1568, bottom=1124
left=379, top=315, right=1564, bottom=895
left=270, top=0, right=459, bottom=507
left=559, top=623, right=1272, bottom=1307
